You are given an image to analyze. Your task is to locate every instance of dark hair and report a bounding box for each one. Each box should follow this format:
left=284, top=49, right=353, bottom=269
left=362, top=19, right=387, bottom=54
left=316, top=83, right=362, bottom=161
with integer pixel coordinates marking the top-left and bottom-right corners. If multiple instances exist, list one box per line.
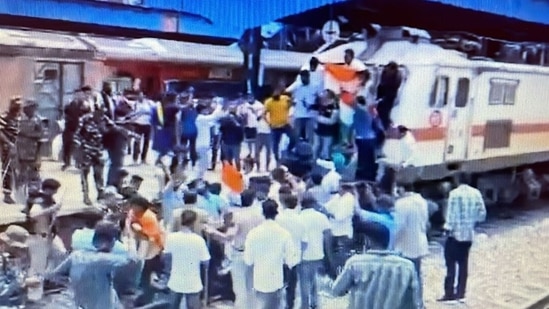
left=81, top=85, right=92, bottom=92
left=271, top=167, right=286, bottom=183
left=180, top=210, right=198, bottom=227
left=281, top=194, right=298, bottom=209
left=128, top=195, right=150, bottom=210
left=183, top=191, right=198, bottom=204
left=240, top=189, right=256, bottom=207
left=42, top=178, right=61, bottom=191
left=278, top=185, right=292, bottom=196
left=208, top=183, right=222, bottom=195
left=344, top=49, right=355, bottom=58
left=311, top=173, right=323, bottom=185
left=196, top=104, right=208, bottom=114
left=458, top=173, right=472, bottom=186
left=262, top=199, right=279, bottom=220
left=301, top=192, right=317, bottom=209
left=340, top=183, right=354, bottom=193
left=356, top=96, right=367, bottom=106
left=310, top=57, right=319, bottom=66
left=92, top=222, right=119, bottom=252
left=367, top=222, right=390, bottom=250
left=397, top=125, right=410, bottom=133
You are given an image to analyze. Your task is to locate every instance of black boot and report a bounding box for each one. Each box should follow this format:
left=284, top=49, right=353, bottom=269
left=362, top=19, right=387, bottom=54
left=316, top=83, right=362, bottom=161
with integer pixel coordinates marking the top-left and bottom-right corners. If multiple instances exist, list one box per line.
left=3, top=195, right=15, bottom=204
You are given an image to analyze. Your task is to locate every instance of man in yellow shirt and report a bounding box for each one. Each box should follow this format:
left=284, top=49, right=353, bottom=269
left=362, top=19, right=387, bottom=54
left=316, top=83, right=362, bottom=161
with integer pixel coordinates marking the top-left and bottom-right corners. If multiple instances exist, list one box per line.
left=264, top=88, right=296, bottom=163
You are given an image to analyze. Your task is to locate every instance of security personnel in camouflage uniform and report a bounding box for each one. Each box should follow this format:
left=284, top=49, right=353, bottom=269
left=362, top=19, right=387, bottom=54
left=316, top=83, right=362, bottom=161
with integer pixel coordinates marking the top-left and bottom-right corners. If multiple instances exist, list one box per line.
left=0, top=97, right=22, bottom=204
left=16, top=100, right=44, bottom=193
left=74, top=106, right=139, bottom=205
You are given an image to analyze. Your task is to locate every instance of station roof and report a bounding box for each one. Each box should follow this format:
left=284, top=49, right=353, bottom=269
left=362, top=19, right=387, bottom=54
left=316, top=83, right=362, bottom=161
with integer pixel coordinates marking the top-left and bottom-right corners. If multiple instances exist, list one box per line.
left=183, top=0, right=348, bottom=34
left=280, top=0, right=549, bottom=43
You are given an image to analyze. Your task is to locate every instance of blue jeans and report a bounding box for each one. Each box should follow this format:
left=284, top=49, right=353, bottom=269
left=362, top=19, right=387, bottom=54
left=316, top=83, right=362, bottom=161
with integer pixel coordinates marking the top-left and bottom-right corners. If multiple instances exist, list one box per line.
left=298, top=260, right=323, bottom=309
left=293, top=118, right=315, bottom=143
left=107, top=149, right=124, bottom=187
left=255, top=289, right=283, bottom=309
left=271, top=124, right=296, bottom=161
left=170, top=291, right=201, bottom=309
left=221, top=143, right=241, bottom=169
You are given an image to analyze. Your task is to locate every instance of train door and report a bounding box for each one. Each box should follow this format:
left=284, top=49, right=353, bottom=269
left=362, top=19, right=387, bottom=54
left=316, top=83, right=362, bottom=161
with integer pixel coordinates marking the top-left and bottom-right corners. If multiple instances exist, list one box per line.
left=444, top=71, right=474, bottom=162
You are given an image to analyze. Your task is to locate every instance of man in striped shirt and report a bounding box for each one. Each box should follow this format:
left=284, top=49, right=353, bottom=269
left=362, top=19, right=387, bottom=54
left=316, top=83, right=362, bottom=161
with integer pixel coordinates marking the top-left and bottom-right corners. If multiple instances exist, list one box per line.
left=332, top=224, right=421, bottom=309
left=0, top=97, right=22, bottom=204
left=438, top=173, right=486, bottom=304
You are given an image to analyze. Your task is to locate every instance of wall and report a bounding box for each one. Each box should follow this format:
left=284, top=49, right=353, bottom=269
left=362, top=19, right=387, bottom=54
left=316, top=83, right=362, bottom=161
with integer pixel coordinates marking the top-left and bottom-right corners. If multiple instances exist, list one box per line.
left=0, top=56, right=34, bottom=111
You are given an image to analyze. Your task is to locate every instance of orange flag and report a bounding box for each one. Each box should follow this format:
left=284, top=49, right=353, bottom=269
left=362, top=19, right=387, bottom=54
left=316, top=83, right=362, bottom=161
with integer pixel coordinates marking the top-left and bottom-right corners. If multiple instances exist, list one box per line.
left=222, top=161, right=244, bottom=194
left=324, top=63, right=358, bottom=82
left=324, top=64, right=362, bottom=106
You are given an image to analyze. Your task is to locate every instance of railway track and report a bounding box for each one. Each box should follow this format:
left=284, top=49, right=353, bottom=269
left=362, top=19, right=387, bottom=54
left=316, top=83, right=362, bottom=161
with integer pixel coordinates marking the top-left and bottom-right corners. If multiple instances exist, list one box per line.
left=524, top=294, right=549, bottom=309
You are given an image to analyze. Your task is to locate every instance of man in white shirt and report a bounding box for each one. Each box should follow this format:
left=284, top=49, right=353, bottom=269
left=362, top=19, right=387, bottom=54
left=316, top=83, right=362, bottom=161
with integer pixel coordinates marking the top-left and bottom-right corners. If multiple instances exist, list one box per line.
left=299, top=192, right=331, bottom=309
left=255, top=102, right=272, bottom=172
left=165, top=209, right=211, bottom=309
left=206, top=189, right=264, bottom=309
left=289, top=57, right=324, bottom=95
left=318, top=159, right=342, bottom=201
left=377, top=125, right=417, bottom=194
left=195, top=103, right=225, bottom=178
left=239, top=94, right=264, bottom=158
left=275, top=194, right=308, bottom=309
left=394, top=184, right=430, bottom=308
left=244, top=199, right=299, bottom=309
left=286, top=70, right=318, bottom=144
left=324, top=183, right=355, bottom=278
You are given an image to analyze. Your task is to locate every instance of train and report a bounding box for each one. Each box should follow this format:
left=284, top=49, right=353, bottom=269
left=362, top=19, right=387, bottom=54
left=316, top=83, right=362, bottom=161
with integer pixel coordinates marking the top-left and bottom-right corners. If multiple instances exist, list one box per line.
left=320, top=27, right=549, bottom=205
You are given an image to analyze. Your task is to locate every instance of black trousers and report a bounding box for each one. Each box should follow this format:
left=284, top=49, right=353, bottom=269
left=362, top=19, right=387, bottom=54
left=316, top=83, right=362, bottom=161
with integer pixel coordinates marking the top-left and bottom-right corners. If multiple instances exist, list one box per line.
left=283, top=265, right=298, bottom=309
left=132, top=123, right=152, bottom=162
left=443, top=237, right=473, bottom=299
left=62, top=130, right=75, bottom=166
left=181, top=135, right=197, bottom=165
left=355, top=138, right=378, bottom=182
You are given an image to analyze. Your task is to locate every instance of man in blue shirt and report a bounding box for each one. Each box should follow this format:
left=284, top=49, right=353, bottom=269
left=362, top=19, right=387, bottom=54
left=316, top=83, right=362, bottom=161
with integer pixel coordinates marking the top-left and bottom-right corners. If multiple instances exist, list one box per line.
left=48, top=222, right=132, bottom=309
left=354, top=194, right=396, bottom=250
left=353, top=96, right=384, bottom=182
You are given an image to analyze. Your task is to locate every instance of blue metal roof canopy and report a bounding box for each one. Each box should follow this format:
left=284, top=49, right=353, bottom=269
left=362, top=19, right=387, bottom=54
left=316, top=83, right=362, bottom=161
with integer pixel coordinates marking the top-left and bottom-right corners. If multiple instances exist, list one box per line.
left=183, top=0, right=348, bottom=33
left=427, top=0, right=549, bottom=26
left=280, top=0, right=549, bottom=43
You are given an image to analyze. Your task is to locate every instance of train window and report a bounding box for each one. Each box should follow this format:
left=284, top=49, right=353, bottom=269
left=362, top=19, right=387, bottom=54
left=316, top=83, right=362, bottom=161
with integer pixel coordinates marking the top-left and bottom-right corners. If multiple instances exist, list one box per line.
left=455, top=78, right=470, bottom=107
left=489, top=78, right=518, bottom=105
left=429, top=76, right=449, bottom=108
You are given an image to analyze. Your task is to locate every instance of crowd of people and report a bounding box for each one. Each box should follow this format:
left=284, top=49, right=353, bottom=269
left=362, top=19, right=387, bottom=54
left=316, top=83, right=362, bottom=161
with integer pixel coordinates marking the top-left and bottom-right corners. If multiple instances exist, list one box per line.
left=0, top=51, right=488, bottom=309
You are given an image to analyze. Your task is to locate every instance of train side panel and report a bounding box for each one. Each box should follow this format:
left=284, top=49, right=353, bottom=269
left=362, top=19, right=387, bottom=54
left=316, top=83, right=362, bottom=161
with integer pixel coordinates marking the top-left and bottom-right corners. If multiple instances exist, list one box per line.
left=468, top=70, right=549, bottom=162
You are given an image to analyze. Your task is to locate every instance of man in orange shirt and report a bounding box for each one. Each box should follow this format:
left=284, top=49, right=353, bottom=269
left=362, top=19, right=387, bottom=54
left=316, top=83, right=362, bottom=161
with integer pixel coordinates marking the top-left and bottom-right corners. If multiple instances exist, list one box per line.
left=264, top=87, right=296, bottom=163
left=126, top=195, right=165, bottom=307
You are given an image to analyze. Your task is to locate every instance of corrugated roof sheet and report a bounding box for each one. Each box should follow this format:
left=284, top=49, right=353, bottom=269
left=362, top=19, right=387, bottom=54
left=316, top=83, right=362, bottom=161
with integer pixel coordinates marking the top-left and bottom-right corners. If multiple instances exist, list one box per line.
left=0, top=28, right=89, bottom=50
left=427, top=0, right=549, bottom=26
left=183, top=0, right=348, bottom=33
left=261, top=49, right=311, bottom=70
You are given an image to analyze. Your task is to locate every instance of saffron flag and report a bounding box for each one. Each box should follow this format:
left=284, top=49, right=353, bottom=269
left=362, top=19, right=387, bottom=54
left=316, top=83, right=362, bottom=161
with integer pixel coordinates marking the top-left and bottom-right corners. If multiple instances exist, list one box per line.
left=222, top=161, right=244, bottom=194
left=323, top=63, right=364, bottom=106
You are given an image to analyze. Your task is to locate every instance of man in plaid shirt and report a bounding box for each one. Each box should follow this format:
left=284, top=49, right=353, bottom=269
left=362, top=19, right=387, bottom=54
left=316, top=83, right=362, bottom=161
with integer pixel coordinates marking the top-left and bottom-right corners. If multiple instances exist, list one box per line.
left=438, top=173, right=487, bottom=304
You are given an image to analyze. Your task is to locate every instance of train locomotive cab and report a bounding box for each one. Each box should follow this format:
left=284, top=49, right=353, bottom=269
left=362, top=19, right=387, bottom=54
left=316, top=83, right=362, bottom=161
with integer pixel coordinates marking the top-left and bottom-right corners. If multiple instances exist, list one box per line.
left=360, top=32, right=549, bottom=206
